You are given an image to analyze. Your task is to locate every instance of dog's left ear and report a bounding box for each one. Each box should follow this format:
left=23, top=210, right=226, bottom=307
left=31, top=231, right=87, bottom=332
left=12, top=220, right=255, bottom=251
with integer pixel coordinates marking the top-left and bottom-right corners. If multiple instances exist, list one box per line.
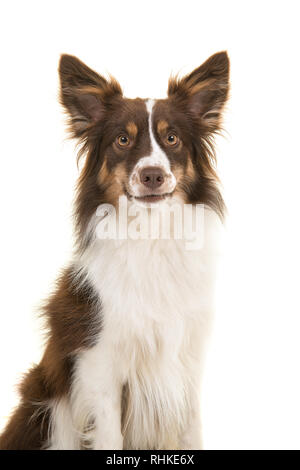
left=168, top=51, right=230, bottom=130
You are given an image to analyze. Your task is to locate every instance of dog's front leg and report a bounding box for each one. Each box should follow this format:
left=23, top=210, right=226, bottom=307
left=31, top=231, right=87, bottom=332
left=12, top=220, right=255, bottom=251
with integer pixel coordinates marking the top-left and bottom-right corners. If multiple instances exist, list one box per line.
left=74, top=342, right=124, bottom=450
left=93, top=383, right=123, bottom=450
left=179, top=386, right=203, bottom=450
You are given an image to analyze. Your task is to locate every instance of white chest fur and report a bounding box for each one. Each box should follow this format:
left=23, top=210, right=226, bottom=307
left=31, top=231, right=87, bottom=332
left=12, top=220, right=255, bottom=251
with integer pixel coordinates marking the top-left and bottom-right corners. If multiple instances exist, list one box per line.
left=70, top=209, right=220, bottom=449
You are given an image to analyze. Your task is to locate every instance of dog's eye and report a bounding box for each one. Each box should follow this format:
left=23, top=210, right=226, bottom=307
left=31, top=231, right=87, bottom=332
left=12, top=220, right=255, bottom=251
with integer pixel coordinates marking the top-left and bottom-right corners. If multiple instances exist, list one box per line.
left=166, top=134, right=178, bottom=146
left=117, top=135, right=130, bottom=147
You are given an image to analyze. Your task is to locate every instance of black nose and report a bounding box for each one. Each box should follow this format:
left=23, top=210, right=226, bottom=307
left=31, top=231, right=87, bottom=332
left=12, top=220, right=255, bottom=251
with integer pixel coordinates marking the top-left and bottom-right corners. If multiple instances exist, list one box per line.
left=140, top=167, right=165, bottom=190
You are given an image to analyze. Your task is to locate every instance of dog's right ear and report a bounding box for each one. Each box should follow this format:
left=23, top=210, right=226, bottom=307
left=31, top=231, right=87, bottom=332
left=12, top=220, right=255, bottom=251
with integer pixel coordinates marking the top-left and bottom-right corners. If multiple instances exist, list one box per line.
left=59, top=54, right=122, bottom=138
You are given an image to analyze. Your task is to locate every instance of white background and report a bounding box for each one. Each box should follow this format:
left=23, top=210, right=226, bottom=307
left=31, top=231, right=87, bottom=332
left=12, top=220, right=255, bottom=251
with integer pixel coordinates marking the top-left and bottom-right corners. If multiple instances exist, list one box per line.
left=0, top=0, right=299, bottom=450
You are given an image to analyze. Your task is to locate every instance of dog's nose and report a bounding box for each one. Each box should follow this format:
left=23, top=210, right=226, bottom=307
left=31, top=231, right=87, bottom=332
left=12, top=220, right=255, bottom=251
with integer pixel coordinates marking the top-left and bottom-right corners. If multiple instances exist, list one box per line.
left=140, top=167, right=165, bottom=190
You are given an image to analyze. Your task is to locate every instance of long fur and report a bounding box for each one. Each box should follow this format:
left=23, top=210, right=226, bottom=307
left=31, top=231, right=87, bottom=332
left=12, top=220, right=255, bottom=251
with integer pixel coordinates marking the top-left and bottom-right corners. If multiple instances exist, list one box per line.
left=0, top=51, right=229, bottom=450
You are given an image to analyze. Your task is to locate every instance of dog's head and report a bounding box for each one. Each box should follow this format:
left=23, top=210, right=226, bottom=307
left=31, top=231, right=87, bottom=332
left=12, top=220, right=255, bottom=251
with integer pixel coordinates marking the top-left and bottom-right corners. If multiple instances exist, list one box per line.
left=59, top=52, right=229, bottom=238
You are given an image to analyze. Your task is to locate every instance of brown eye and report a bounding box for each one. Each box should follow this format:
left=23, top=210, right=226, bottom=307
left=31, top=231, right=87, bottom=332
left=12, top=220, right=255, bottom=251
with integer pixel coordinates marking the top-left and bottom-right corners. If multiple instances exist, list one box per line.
left=117, top=135, right=130, bottom=147
left=166, top=134, right=178, bottom=146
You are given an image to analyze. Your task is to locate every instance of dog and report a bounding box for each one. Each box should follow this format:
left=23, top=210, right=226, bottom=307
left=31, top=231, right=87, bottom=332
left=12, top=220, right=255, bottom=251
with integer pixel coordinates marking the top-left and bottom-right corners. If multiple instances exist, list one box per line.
left=0, top=51, right=229, bottom=450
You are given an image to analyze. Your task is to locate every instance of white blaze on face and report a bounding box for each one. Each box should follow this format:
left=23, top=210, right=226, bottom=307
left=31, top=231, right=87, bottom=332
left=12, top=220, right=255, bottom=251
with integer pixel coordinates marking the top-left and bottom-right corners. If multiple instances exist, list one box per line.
left=128, top=99, right=177, bottom=197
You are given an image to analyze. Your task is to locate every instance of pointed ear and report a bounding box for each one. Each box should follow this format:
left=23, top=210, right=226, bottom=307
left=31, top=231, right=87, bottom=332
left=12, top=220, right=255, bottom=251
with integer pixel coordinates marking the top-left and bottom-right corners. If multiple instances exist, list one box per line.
left=59, top=54, right=122, bottom=137
left=168, top=51, right=230, bottom=130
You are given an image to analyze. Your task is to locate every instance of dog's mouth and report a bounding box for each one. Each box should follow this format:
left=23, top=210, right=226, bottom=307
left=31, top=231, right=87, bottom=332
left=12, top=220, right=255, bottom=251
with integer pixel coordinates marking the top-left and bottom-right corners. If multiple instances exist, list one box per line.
left=124, top=188, right=173, bottom=204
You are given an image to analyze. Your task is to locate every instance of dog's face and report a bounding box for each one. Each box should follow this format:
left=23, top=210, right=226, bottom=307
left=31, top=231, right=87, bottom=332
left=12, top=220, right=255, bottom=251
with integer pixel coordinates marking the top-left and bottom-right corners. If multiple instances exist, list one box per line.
left=59, top=52, right=229, bottom=236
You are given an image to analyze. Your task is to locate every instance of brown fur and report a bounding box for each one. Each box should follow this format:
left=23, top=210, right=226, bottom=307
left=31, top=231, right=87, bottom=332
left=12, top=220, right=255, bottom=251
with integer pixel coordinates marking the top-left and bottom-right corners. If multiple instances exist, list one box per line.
left=0, top=267, right=100, bottom=449
left=0, top=51, right=229, bottom=449
left=97, top=157, right=109, bottom=186
left=126, top=121, right=138, bottom=138
left=157, top=119, right=169, bottom=135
